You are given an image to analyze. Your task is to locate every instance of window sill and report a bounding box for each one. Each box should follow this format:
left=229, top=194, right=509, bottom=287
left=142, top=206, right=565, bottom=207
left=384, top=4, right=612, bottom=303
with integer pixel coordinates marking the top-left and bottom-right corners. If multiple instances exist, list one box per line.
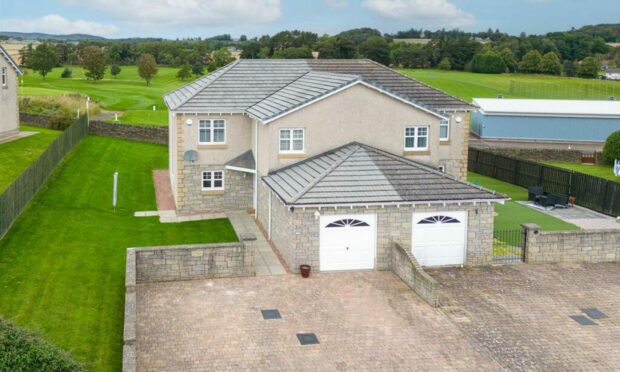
left=403, top=150, right=430, bottom=156
left=198, top=144, right=227, bottom=150
left=278, top=153, right=306, bottom=159
left=201, top=190, right=225, bottom=195
left=439, top=140, right=451, bottom=145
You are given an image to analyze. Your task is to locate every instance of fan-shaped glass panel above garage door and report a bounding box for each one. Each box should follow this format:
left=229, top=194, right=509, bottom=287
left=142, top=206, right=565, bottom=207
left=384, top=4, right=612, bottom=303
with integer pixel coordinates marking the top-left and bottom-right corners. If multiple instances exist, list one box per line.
left=320, top=215, right=376, bottom=271
left=412, top=212, right=467, bottom=267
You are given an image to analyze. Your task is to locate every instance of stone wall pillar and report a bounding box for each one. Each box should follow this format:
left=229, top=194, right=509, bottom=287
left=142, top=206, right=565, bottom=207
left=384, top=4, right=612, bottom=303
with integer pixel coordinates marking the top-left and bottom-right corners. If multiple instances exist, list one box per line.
left=521, top=223, right=541, bottom=263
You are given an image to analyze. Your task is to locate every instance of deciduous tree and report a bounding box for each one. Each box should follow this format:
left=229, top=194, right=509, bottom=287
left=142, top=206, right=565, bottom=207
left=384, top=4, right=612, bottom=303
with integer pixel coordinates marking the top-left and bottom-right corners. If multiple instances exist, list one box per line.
left=29, top=43, right=58, bottom=79
left=518, top=50, right=543, bottom=73
left=539, top=52, right=562, bottom=75
left=137, top=53, right=158, bottom=86
left=81, top=46, right=107, bottom=81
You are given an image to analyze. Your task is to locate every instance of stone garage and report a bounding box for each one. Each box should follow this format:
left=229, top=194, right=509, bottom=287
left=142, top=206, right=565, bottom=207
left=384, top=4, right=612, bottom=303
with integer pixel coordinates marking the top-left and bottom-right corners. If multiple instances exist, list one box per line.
left=258, top=142, right=505, bottom=272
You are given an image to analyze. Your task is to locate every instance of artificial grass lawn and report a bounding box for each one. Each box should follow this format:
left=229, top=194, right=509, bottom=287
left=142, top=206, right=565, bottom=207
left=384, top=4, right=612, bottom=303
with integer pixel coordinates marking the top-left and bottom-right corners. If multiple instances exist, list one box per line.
left=468, top=172, right=579, bottom=231
left=20, top=66, right=190, bottom=126
left=545, top=162, right=619, bottom=183
left=0, top=125, right=61, bottom=192
left=0, top=135, right=238, bottom=371
left=398, top=69, right=619, bottom=103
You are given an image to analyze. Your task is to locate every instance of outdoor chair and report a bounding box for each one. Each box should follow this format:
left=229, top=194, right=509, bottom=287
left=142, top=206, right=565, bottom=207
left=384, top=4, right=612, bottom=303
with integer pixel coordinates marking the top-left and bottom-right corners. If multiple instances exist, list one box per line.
left=527, top=186, right=544, bottom=202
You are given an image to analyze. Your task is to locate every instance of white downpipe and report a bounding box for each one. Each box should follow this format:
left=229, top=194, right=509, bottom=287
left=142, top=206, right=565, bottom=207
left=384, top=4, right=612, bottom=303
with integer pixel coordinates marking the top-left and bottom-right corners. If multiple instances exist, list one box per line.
left=268, top=191, right=272, bottom=240
left=253, top=120, right=258, bottom=219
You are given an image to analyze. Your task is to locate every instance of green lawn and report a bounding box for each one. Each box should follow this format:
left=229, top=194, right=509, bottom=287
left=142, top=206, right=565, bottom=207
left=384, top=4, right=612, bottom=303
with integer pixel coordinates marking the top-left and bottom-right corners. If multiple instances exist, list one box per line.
left=468, top=172, right=579, bottom=231
left=545, top=162, right=620, bottom=182
left=398, top=69, right=620, bottom=103
left=0, top=135, right=238, bottom=371
left=0, top=125, right=62, bottom=192
left=20, top=66, right=188, bottom=126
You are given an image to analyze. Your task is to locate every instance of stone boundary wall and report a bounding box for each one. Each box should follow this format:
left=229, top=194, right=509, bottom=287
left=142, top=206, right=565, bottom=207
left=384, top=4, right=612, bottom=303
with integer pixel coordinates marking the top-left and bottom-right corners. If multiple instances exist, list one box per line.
left=123, top=242, right=255, bottom=371
left=390, top=243, right=439, bottom=307
left=523, top=223, right=620, bottom=264
left=19, top=113, right=169, bottom=145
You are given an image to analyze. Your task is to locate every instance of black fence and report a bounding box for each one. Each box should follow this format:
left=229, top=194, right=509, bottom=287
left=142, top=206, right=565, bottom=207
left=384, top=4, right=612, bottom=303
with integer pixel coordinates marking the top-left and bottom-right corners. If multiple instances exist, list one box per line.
left=469, top=147, right=620, bottom=217
left=0, top=116, right=88, bottom=239
left=493, top=229, right=525, bottom=263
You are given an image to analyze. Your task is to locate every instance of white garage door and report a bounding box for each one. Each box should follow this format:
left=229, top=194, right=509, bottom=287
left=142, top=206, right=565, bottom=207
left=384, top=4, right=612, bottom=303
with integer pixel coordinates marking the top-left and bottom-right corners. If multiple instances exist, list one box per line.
left=412, top=212, right=467, bottom=267
left=320, top=214, right=376, bottom=271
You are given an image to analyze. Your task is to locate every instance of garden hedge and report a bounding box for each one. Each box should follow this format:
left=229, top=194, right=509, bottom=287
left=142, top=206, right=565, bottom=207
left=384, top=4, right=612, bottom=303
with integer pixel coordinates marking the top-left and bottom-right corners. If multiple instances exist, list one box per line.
left=603, top=130, right=620, bottom=164
left=0, top=317, right=82, bottom=372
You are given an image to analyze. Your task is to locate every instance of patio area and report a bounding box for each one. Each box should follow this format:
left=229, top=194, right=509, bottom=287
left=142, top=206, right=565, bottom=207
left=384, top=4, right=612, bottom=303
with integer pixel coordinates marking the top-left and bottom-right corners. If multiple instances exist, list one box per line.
left=518, top=201, right=620, bottom=230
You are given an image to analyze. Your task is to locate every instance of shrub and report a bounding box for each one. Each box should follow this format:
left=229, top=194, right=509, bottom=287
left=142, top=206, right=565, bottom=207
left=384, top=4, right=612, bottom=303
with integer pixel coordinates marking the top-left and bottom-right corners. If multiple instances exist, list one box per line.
left=438, top=57, right=452, bottom=71
left=110, top=64, right=121, bottom=78
left=602, top=130, right=620, bottom=164
left=0, top=317, right=83, bottom=371
left=60, top=68, right=72, bottom=79
left=19, top=95, right=101, bottom=119
left=471, top=51, right=506, bottom=74
left=48, top=114, right=75, bottom=130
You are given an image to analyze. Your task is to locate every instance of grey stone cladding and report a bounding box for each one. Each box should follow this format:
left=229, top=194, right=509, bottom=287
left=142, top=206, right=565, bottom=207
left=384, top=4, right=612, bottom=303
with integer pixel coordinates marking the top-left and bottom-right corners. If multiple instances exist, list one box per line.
left=391, top=242, right=439, bottom=307
left=523, top=224, right=620, bottom=263
left=178, top=164, right=253, bottom=214
left=257, top=190, right=495, bottom=273
left=129, top=242, right=254, bottom=283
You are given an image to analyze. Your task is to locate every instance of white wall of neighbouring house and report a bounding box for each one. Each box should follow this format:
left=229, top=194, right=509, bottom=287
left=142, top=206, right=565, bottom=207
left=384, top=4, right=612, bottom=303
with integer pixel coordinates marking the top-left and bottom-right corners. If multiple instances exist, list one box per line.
left=0, top=57, right=20, bottom=138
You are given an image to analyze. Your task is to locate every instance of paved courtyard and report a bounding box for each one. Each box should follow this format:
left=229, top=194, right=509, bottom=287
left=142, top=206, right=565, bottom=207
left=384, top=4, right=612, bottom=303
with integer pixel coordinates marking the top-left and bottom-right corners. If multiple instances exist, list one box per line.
left=135, top=271, right=499, bottom=371
left=430, top=262, right=620, bottom=371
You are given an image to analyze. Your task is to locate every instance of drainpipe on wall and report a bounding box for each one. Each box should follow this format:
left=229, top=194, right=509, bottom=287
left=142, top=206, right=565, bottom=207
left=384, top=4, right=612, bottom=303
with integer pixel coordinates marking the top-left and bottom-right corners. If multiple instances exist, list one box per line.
left=268, top=190, right=272, bottom=240
left=253, top=119, right=258, bottom=219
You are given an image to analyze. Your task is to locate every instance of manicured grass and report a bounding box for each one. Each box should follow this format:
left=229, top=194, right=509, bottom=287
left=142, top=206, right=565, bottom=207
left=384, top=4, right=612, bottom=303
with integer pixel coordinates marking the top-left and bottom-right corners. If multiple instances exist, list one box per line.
left=545, top=162, right=620, bottom=182
left=468, top=172, right=579, bottom=231
left=0, top=136, right=238, bottom=371
left=0, top=125, right=61, bottom=192
left=20, top=66, right=189, bottom=126
left=398, top=69, right=620, bottom=103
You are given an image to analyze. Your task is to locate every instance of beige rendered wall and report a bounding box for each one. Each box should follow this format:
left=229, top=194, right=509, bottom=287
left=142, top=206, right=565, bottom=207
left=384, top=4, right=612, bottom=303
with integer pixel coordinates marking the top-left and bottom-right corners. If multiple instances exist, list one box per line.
left=256, top=84, right=468, bottom=179
left=0, top=58, right=19, bottom=138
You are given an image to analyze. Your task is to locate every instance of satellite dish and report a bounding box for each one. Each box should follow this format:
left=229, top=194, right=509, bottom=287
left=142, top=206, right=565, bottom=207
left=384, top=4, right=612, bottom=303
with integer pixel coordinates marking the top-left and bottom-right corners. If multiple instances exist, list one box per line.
left=184, top=150, right=198, bottom=162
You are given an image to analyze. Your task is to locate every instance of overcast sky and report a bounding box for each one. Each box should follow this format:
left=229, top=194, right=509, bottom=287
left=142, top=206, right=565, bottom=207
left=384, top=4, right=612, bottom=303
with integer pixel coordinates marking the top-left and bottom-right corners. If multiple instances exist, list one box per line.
left=2, top=0, right=619, bottom=39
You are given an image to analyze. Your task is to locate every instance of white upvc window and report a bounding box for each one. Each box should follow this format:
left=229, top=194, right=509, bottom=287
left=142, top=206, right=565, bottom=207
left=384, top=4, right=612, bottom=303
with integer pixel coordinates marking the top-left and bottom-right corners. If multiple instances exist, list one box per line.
left=202, top=171, right=224, bottom=190
left=404, top=126, right=429, bottom=150
left=198, top=119, right=226, bottom=144
left=439, top=119, right=450, bottom=141
left=1, top=67, right=7, bottom=88
left=279, top=128, right=305, bottom=153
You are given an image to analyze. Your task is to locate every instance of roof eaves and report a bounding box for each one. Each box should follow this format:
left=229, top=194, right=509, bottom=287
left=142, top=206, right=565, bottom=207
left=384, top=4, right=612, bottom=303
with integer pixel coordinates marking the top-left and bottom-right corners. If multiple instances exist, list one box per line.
left=0, top=45, right=23, bottom=75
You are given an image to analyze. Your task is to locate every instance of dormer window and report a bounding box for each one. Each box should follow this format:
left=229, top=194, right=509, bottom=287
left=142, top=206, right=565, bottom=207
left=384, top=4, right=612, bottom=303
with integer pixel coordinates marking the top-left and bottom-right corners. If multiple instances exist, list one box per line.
left=199, top=119, right=226, bottom=144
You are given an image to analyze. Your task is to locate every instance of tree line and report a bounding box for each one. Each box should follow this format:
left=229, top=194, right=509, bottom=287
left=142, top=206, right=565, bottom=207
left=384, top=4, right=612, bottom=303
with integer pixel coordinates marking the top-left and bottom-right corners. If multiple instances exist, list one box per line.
left=17, top=24, right=620, bottom=83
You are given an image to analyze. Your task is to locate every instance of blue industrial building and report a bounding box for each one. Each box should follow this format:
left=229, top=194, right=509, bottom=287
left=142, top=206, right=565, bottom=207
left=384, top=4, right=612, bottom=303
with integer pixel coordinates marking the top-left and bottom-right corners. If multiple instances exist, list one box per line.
left=471, top=98, right=620, bottom=143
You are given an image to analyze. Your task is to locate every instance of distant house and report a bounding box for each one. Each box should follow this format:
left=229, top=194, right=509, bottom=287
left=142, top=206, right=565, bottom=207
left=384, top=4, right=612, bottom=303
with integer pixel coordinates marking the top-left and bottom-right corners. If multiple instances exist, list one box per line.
left=471, top=98, right=620, bottom=151
left=605, top=68, right=620, bottom=81
left=0, top=44, right=23, bottom=140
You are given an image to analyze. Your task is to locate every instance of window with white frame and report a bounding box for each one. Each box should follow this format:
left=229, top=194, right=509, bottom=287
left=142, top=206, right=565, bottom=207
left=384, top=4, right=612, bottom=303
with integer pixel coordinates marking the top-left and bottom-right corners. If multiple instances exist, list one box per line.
left=279, top=128, right=305, bottom=153
left=439, top=119, right=450, bottom=141
left=198, top=119, right=226, bottom=144
left=404, top=126, right=429, bottom=150
left=1, top=67, right=7, bottom=88
left=202, top=171, right=224, bottom=190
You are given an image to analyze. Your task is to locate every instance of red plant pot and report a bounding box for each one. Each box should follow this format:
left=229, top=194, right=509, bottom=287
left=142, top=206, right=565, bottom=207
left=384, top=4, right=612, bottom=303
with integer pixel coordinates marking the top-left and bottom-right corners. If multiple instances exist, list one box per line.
left=299, top=264, right=311, bottom=278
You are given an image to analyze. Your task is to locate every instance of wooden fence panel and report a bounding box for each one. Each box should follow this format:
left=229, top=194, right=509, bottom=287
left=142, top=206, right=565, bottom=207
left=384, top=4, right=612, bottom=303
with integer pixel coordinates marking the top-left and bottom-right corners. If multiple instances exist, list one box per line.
left=0, top=116, right=88, bottom=238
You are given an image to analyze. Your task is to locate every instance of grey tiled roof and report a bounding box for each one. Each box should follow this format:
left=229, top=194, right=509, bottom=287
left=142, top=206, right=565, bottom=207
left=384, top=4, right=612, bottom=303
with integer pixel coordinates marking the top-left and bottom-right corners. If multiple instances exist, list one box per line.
left=0, top=45, right=23, bottom=75
left=246, top=71, right=360, bottom=121
left=225, top=150, right=255, bottom=170
left=263, top=143, right=504, bottom=206
left=164, top=59, right=471, bottom=114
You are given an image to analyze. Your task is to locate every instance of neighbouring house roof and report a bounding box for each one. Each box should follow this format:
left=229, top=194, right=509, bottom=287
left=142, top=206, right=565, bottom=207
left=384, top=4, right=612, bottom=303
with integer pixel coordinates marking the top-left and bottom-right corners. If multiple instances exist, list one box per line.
left=225, top=150, right=255, bottom=171
left=164, top=59, right=471, bottom=116
left=606, top=68, right=620, bottom=74
left=0, top=44, right=23, bottom=75
left=473, top=98, right=620, bottom=118
left=262, top=142, right=505, bottom=207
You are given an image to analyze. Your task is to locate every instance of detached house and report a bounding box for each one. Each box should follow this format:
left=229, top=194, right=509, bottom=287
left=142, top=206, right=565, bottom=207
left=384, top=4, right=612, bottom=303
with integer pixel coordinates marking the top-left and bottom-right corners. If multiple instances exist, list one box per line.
left=0, top=45, right=23, bottom=140
left=164, top=59, right=505, bottom=272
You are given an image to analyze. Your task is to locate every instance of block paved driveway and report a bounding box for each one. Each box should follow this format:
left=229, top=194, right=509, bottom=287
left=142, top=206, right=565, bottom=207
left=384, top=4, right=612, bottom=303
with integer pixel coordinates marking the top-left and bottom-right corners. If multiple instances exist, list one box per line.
left=429, top=262, right=620, bottom=371
left=136, top=271, right=499, bottom=371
